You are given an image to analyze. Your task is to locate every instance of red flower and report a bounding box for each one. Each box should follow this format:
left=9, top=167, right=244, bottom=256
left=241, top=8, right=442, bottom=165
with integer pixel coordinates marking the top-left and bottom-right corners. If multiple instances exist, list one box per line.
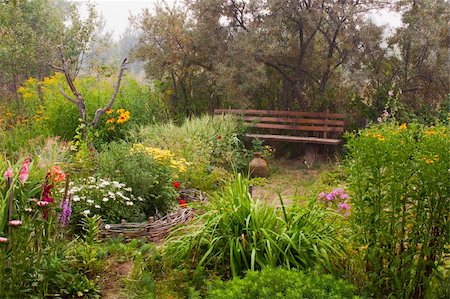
left=172, top=181, right=180, bottom=189
left=217, top=134, right=222, bottom=140
left=178, top=199, right=187, bottom=207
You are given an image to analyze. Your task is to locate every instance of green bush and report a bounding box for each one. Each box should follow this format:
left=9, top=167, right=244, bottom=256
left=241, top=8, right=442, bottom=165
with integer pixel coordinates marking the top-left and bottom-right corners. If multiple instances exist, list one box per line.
left=164, top=174, right=346, bottom=277
left=97, top=142, right=177, bottom=216
left=205, top=267, right=358, bottom=299
left=345, top=122, right=449, bottom=298
left=131, top=115, right=248, bottom=191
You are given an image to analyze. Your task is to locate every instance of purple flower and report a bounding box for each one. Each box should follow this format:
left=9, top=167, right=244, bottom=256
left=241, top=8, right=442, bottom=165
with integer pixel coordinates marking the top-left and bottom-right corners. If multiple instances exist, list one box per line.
left=331, top=188, right=344, bottom=196
left=326, top=193, right=334, bottom=201
left=58, top=197, right=72, bottom=227
left=338, top=202, right=350, bottom=211
left=340, top=193, right=350, bottom=200
left=318, top=192, right=326, bottom=200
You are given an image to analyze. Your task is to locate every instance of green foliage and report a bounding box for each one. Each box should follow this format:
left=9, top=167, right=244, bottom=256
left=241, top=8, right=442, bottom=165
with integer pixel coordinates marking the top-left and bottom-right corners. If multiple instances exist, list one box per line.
left=132, top=115, right=248, bottom=191
left=15, top=73, right=168, bottom=142
left=205, top=268, right=358, bottom=299
left=345, top=122, right=449, bottom=298
left=164, top=173, right=346, bottom=277
left=0, top=157, right=101, bottom=298
left=97, top=142, right=177, bottom=216
left=65, top=177, right=145, bottom=226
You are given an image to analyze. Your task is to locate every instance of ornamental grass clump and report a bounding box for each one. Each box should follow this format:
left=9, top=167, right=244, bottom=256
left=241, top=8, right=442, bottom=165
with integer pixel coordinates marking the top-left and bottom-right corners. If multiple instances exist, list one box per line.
left=164, top=173, right=345, bottom=277
left=346, top=122, right=449, bottom=298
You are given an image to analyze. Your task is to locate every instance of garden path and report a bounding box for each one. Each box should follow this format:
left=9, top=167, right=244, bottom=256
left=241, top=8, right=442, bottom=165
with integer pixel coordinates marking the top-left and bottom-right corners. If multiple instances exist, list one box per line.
left=251, top=159, right=333, bottom=207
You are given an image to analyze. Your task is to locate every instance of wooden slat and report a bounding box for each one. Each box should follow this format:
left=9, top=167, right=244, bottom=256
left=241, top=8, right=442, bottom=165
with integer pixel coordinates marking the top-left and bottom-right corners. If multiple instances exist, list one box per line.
left=247, top=122, right=344, bottom=132
left=214, top=109, right=345, bottom=119
left=242, top=116, right=344, bottom=126
left=246, top=134, right=343, bottom=145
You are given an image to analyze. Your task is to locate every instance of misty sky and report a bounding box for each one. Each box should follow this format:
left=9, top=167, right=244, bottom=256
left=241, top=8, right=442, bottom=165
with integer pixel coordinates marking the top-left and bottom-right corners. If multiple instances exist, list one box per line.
left=73, top=0, right=403, bottom=40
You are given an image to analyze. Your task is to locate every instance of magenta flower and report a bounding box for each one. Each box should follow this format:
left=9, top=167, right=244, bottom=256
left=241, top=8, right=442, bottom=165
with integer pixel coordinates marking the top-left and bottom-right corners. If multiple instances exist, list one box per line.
left=19, top=157, right=31, bottom=183
left=326, top=193, right=334, bottom=201
left=0, top=237, right=8, bottom=244
left=4, top=167, right=12, bottom=180
left=338, top=202, right=350, bottom=211
left=8, top=220, right=22, bottom=227
left=318, top=192, right=326, bottom=200
left=331, top=188, right=344, bottom=196
left=340, top=194, right=350, bottom=200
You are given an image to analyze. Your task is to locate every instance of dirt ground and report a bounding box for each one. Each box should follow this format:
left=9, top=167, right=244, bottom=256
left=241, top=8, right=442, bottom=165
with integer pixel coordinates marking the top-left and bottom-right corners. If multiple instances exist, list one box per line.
left=250, top=158, right=333, bottom=207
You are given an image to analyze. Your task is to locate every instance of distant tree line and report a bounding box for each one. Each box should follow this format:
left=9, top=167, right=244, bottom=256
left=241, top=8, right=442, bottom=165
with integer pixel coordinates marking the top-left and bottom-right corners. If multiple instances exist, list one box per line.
left=131, top=0, right=449, bottom=126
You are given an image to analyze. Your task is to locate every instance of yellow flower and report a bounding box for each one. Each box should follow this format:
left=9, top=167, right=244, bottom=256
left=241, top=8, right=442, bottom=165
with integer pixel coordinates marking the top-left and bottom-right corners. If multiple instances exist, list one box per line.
left=425, top=159, right=433, bottom=164
left=378, top=136, right=385, bottom=141
left=106, top=118, right=115, bottom=124
left=17, top=86, right=26, bottom=94
left=106, top=108, right=113, bottom=115
left=117, top=113, right=130, bottom=124
left=399, top=123, right=407, bottom=130
left=424, top=130, right=437, bottom=136
left=116, top=108, right=126, bottom=115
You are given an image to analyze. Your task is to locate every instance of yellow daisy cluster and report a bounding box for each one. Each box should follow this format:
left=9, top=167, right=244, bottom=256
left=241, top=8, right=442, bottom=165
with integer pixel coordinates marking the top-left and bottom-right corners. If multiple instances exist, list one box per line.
left=131, top=144, right=189, bottom=173
left=105, top=108, right=131, bottom=129
left=366, top=132, right=385, bottom=141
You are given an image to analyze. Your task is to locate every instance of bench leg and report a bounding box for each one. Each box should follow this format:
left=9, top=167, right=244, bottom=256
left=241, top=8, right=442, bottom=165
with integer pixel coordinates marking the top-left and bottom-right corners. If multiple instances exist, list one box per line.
left=304, top=144, right=321, bottom=167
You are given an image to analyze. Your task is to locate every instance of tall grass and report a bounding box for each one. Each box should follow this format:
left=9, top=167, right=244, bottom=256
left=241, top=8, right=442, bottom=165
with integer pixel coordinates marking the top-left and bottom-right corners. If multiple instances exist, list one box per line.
left=164, top=173, right=346, bottom=277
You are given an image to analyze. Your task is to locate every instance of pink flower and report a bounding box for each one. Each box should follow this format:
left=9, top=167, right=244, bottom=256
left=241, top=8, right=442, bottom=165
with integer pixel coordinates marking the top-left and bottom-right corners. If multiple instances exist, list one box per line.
left=19, top=157, right=31, bottom=183
left=338, top=202, right=350, bottom=211
left=8, top=220, right=22, bottom=227
left=4, top=167, right=12, bottom=180
left=326, top=193, right=334, bottom=201
left=37, top=201, right=50, bottom=207
left=331, top=188, right=344, bottom=196
left=340, top=194, right=350, bottom=200
left=318, top=192, right=326, bottom=199
left=0, top=237, right=8, bottom=244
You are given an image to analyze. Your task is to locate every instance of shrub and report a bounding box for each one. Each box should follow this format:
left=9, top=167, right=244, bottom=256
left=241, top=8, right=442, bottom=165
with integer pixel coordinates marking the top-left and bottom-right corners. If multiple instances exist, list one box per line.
left=205, top=267, right=358, bottom=299
left=97, top=142, right=177, bottom=216
left=63, top=177, right=145, bottom=226
left=345, top=122, right=449, bottom=298
left=131, top=115, right=248, bottom=190
left=164, top=174, right=346, bottom=277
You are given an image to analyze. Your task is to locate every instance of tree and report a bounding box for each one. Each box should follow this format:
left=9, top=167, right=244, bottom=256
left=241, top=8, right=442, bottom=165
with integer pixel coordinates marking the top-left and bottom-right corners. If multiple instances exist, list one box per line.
left=50, top=49, right=128, bottom=141
left=391, top=0, right=449, bottom=115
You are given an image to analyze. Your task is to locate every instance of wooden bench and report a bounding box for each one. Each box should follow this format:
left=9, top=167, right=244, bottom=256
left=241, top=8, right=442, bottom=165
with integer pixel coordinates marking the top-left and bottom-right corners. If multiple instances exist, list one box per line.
left=213, top=109, right=345, bottom=145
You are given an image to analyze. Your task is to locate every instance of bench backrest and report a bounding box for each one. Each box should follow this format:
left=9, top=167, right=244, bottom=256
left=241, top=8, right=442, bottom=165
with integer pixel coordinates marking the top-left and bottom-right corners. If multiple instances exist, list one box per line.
left=214, top=109, right=345, bottom=139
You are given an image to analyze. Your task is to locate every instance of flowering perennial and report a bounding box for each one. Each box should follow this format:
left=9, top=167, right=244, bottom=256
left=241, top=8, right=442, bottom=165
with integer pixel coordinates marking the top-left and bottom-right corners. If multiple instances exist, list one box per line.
left=317, top=188, right=351, bottom=216
left=131, top=143, right=189, bottom=173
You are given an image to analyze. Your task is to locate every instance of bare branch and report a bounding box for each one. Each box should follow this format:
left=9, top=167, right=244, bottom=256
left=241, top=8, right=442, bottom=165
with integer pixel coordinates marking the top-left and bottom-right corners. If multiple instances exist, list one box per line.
left=49, top=64, right=64, bottom=72
left=58, top=84, right=77, bottom=104
left=91, top=58, right=129, bottom=127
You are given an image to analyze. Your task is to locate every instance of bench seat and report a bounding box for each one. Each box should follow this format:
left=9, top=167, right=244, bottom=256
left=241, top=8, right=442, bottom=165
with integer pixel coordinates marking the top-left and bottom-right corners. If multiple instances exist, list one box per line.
left=246, top=133, right=343, bottom=145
